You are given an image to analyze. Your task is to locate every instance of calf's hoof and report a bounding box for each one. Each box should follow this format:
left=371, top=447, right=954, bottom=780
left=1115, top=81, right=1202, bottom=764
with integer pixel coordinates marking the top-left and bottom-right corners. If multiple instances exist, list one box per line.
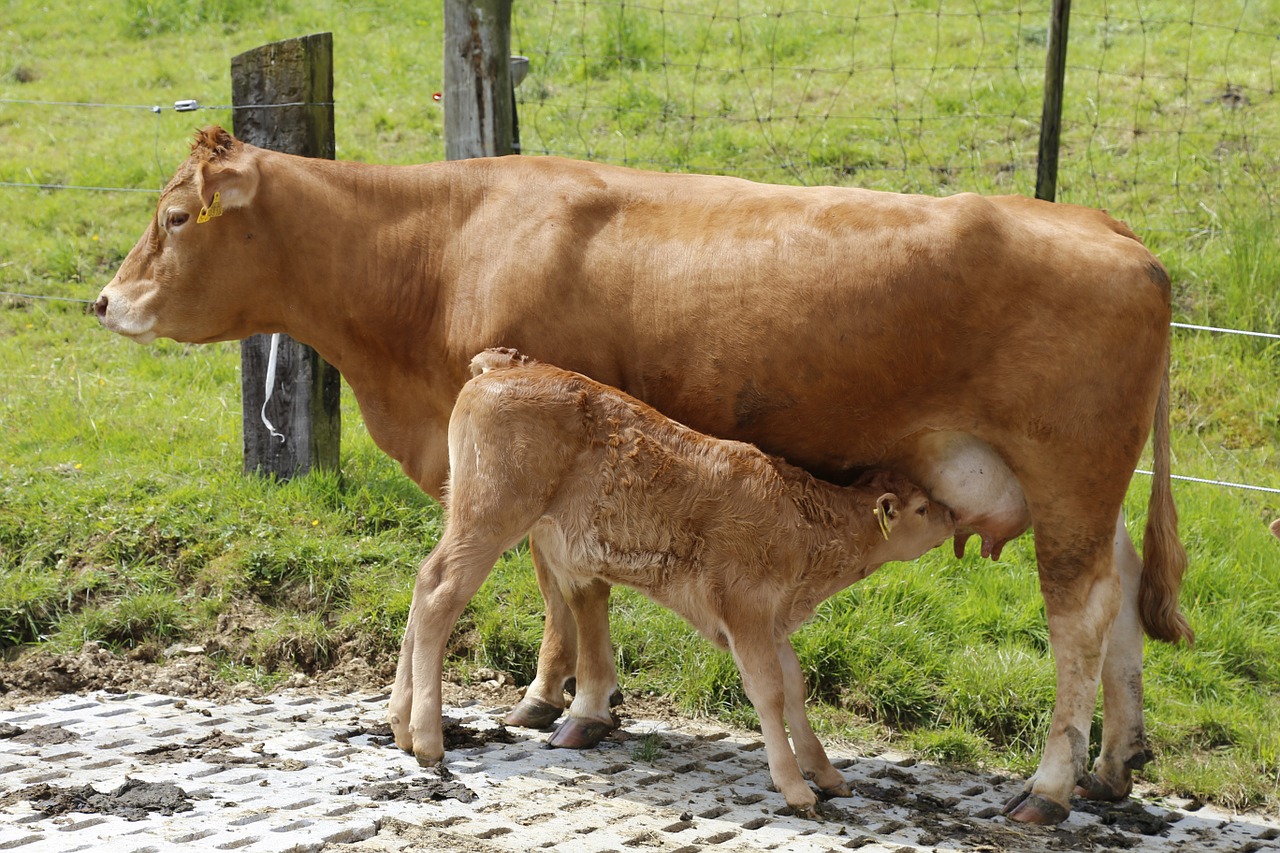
left=783, top=789, right=820, bottom=819
left=1002, top=790, right=1070, bottom=825
left=547, top=717, right=615, bottom=749
left=504, top=697, right=563, bottom=730
left=413, top=748, right=445, bottom=768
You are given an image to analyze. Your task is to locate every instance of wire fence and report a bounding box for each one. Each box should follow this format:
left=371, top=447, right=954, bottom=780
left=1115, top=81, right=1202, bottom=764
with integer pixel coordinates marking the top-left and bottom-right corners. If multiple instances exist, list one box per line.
left=511, top=0, right=1280, bottom=242
left=2, top=1, right=1277, bottom=502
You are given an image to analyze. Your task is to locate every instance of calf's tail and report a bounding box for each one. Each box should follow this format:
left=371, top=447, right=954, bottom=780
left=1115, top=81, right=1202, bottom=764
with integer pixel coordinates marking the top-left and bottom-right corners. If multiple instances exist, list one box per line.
left=1139, top=353, right=1194, bottom=645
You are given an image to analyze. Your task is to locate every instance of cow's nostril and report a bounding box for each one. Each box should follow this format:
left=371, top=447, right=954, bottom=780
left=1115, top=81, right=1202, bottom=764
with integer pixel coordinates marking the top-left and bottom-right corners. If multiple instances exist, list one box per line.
left=93, top=295, right=108, bottom=319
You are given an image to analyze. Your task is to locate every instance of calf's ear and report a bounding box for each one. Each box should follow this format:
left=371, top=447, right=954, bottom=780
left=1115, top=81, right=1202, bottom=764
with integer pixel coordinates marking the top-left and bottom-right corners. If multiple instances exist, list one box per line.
left=196, top=158, right=260, bottom=213
left=874, top=494, right=901, bottom=539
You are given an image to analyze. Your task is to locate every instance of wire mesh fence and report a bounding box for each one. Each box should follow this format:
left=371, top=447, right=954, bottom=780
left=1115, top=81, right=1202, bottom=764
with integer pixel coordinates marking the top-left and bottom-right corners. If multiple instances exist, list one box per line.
left=511, top=0, right=1280, bottom=242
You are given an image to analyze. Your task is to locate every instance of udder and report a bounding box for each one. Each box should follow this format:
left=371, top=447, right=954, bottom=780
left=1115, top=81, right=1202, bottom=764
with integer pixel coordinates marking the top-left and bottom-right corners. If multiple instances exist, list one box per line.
left=887, top=431, right=1030, bottom=561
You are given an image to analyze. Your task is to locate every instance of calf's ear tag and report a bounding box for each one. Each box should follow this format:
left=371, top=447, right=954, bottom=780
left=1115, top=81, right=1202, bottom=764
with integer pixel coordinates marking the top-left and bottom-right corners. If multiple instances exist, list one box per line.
left=874, top=506, right=891, bottom=540
left=197, top=191, right=223, bottom=223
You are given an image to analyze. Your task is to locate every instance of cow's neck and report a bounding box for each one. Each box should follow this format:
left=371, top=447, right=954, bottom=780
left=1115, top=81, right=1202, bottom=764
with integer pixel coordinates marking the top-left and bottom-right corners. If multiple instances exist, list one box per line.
left=252, top=153, right=473, bottom=496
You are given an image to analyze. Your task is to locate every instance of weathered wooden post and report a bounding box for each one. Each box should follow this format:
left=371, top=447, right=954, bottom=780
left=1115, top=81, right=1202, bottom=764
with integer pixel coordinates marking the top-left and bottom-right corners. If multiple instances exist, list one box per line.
left=231, top=33, right=342, bottom=479
left=1035, top=0, right=1072, bottom=202
left=444, top=0, right=515, bottom=160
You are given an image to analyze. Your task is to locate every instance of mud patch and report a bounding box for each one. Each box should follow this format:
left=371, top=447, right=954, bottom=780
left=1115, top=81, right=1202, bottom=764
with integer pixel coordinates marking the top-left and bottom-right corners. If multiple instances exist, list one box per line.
left=352, top=768, right=476, bottom=805
left=442, top=717, right=518, bottom=750
left=5, top=778, right=194, bottom=821
left=820, top=777, right=1183, bottom=853
left=1077, top=797, right=1180, bottom=836
left=1, top=723, right=81, bottom=745
left=135, top=728, right=307, bottom=771
left=334, top=718, right=518, bottom=752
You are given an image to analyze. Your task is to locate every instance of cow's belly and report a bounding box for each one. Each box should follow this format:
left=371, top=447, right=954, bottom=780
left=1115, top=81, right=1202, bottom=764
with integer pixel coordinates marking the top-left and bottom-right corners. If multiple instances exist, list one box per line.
left=887, top=431, right=1030, bottom=561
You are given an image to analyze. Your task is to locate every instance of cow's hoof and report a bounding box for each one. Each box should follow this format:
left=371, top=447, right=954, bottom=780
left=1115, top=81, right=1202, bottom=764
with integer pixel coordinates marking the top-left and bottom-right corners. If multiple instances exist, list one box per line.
left=818, top=780, right=852, bottom=800
left=547, top=717, right=614, bottom=749
left=1074, top=772, right=1132, bottom=802
left=1002, top=790, right=1070, bottom=825
left=504, top=697, right=563, bottom=730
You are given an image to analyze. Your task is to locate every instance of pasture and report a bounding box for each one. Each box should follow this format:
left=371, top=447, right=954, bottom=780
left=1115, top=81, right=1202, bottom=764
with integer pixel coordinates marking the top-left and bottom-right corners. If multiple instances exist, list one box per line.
left=2, top=0, right=1278, bottom=814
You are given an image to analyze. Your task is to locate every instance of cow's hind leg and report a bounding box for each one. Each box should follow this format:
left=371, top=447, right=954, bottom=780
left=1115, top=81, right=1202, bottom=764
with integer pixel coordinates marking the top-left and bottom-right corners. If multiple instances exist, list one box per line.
left=1004, top=521, right=1120, bottom=825
left=504, top=538, right=586, bottom=730
left=1076, top=513, right=1152, bottom=802
left=778, top=639, right=848, bottom=798
left=548, top=574, right=622, bottom=749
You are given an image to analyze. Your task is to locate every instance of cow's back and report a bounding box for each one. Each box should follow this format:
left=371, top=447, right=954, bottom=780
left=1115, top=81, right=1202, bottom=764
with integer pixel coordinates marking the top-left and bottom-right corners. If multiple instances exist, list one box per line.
left=442, top=158, right=1169, bottom=482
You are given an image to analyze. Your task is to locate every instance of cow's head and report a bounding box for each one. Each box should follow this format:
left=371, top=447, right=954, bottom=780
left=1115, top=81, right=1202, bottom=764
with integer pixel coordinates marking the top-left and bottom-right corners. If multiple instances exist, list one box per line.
left=95, top=126, right=268, bottom=344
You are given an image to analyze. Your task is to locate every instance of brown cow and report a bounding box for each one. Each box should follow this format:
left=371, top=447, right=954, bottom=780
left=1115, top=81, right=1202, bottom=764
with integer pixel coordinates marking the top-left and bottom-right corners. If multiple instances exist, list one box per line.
left=95, top=126, right=1189, bottom=824
left=1271, top=518, right=1280, bottom=540
left=393, top=348, right=955, bottom=813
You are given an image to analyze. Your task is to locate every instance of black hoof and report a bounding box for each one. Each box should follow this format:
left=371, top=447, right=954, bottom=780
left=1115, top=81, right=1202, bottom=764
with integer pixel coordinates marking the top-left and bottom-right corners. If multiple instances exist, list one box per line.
left=504, top=697, right=563, bottom=730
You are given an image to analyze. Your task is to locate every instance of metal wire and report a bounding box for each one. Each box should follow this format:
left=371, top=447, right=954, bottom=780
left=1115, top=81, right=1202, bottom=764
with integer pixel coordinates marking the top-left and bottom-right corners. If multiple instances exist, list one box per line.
left=0, top=291, right=94, bottom=304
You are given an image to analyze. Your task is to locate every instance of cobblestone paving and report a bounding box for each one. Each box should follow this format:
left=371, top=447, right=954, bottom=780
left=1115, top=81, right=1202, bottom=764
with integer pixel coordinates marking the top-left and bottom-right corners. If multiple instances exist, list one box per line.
left=0, top=690, right=1276, bottom=853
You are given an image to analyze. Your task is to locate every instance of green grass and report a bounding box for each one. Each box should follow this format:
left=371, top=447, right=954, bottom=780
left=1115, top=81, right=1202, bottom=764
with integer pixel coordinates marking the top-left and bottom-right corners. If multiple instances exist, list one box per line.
left=2, top=0, right=1279, bottom=815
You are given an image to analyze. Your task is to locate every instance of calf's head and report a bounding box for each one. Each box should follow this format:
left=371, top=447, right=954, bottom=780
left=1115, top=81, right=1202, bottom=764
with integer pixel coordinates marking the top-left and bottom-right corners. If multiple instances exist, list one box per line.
left=861, top=470, right=956, bottom=562
left=95, top=127, right=269, bottom=344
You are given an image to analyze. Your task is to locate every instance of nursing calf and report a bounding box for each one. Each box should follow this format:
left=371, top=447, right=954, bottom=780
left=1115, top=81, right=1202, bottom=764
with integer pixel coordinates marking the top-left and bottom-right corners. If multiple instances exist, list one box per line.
left=389, top=349, right=954, bottom=813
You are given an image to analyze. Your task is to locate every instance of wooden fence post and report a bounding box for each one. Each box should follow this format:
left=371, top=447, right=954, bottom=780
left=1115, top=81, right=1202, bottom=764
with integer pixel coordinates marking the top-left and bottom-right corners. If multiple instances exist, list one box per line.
left=444, top=0, right=514, bottom=160
left=231, top=33, right=342, bottom=479
left=1036, top=0, right=1072, bottom=202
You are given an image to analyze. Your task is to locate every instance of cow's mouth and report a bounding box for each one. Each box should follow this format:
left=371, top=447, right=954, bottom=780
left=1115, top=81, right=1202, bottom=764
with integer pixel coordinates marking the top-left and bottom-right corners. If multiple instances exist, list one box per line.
left=94, top=293, right=159, bottom=343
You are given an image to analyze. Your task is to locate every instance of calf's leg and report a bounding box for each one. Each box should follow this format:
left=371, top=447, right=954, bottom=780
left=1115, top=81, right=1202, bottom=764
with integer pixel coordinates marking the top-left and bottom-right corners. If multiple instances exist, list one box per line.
left=726, top=614, right=818, bottom=814
left=389, top=537, right=505, bottom=764
left=1075, top=514, right=1152, bottom=802
left=778, top=639, right=849, bottom=797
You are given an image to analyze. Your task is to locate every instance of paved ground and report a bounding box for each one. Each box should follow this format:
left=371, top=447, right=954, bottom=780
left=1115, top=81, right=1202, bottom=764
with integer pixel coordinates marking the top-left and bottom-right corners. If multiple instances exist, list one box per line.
left=0, top=688, right=1277, bottom=853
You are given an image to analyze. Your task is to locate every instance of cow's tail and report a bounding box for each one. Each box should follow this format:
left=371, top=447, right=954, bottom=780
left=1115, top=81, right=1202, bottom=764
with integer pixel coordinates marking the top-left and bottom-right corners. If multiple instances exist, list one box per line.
left=1138, top=351, right=1194, bottom=645
left=470, top=346, right=534, bottom=377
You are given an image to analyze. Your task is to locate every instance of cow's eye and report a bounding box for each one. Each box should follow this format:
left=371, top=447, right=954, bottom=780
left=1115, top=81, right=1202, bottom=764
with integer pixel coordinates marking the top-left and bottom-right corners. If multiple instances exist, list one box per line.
left=164, top=210, right=190, bottom=231
left=916, top=503, right=929, bottom=516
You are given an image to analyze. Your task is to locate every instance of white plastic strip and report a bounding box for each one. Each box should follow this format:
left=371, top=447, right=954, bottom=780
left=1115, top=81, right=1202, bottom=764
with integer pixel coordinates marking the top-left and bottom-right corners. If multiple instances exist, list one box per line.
left=261, top=333, right=287, bottom=444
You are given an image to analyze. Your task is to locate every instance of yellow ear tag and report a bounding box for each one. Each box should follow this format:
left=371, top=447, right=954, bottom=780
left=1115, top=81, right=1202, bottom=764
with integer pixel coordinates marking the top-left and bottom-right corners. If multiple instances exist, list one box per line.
left=875, top=507, right=891, bottom=540
left=197, top=191, right=223, bottom=223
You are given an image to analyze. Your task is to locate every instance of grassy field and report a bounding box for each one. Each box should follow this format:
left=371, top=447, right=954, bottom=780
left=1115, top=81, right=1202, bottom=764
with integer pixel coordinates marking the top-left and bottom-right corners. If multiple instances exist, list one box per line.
left=2, top=0, right=1279, bottom=812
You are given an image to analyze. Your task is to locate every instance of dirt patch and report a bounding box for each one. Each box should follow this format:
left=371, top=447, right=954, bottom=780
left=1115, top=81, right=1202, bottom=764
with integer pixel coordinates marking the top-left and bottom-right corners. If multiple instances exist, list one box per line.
left=0, top=722, right=81, bottom=745
left=0, top=640, right=399, bottom=708
left=2, top=779, right=195, bottom=821
left=353, top=767, right=477, bottom=805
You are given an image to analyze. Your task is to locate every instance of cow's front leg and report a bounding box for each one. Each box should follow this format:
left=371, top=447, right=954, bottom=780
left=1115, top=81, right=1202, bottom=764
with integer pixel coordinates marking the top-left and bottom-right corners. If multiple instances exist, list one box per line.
left=727, top=616, right=817, bottom=815
left=1076, top=514, right=1152, bottom=802
left=549, top=574, right=622, bottom=748
left=505, top=537, right=584, bottom=730
left=1004, top=530, right=1119, bottom=825
left=778, top=638, right=848, bottom=797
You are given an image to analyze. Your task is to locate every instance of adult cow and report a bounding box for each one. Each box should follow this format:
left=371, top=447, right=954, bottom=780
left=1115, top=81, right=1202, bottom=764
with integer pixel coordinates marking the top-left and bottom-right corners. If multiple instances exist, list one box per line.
left=96, top=126, right=1190, bottom=825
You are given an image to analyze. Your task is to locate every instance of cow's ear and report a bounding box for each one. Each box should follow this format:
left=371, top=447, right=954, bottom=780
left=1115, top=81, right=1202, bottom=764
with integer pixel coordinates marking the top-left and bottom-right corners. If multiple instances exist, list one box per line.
left=197, top=157, right=260, bottom=213
left=874, top=494, right=900, bottom=539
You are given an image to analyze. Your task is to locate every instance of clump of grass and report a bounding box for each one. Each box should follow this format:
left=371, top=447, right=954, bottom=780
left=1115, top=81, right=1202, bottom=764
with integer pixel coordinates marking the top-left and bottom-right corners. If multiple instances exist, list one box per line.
left=631, top=732, right=665, bottom=762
